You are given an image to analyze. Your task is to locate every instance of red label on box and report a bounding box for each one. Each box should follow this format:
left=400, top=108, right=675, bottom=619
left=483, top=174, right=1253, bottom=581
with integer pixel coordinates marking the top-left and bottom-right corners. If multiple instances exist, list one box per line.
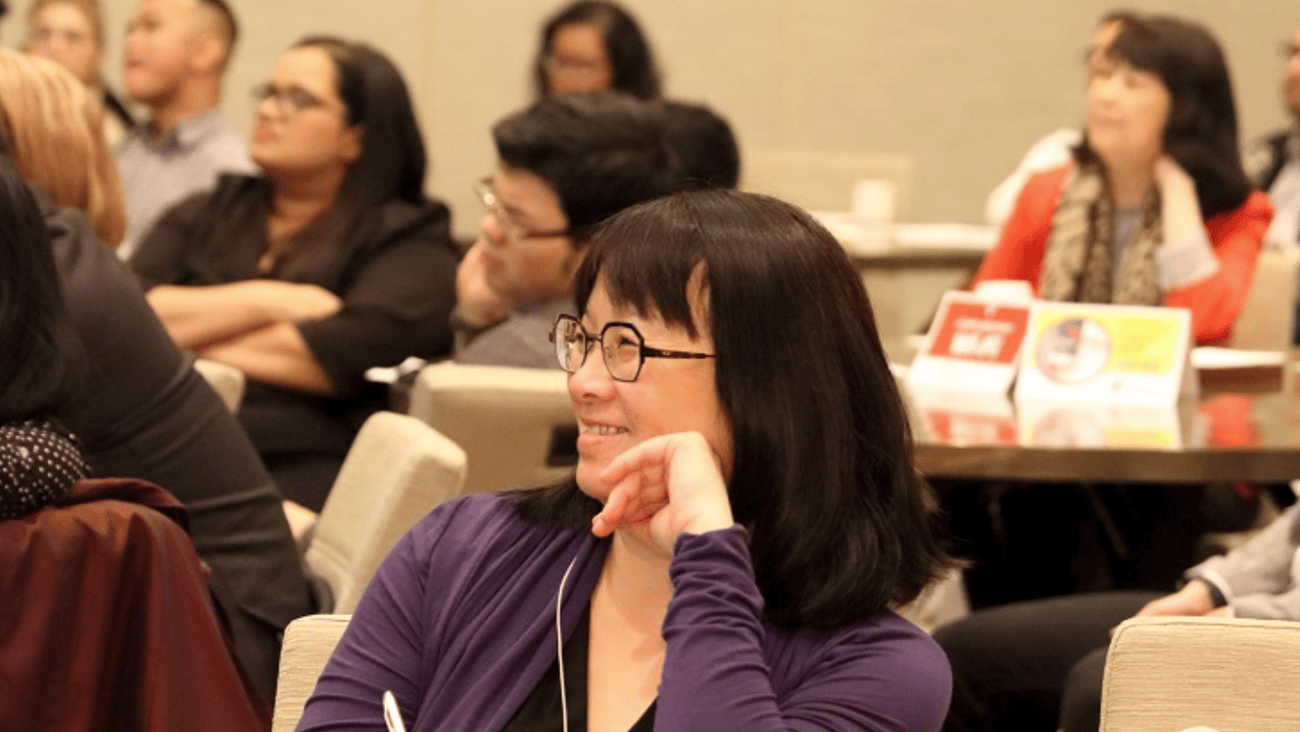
left=926, top=301, right=1030, bottom=365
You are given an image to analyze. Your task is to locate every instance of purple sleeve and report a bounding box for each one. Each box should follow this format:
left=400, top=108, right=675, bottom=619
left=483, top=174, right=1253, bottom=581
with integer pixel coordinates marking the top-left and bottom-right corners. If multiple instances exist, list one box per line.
left=294, top=515, right=439, bottom=732
left=656, top=527, right=952, bottom=732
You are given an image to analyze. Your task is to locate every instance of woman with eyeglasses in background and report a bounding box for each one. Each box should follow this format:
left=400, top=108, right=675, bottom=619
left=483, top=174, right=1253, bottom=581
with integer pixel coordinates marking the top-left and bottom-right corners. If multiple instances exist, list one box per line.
left=297, top=188, right=953, bottom=732
left=533, top=0, right=661, bottom=99
left=131, top=36, right=458, bottom=514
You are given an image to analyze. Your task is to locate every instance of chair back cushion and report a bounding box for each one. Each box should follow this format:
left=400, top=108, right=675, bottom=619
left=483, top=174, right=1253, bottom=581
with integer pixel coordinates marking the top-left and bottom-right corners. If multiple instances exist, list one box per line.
left=1101, top=615, right=1300, bottom=732
left=272, top=614, right=351, bottom=732
left=407, top=363, right=574, bottom=495
left=305, top=411, right=466, bottom=613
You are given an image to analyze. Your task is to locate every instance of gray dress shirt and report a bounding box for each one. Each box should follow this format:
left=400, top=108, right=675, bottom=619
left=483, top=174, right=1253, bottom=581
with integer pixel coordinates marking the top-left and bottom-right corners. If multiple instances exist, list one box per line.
left=116, top=108, right=256, bottom=259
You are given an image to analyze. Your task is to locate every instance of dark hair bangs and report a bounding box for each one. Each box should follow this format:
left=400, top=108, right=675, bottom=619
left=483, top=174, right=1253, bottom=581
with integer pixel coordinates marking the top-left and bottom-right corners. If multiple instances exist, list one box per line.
left=574, top=196, right=705, bottom=338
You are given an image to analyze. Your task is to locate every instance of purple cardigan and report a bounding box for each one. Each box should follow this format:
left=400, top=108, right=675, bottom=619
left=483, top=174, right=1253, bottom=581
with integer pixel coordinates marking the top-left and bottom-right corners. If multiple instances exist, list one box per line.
left=296, top=493, right=951, bottom=731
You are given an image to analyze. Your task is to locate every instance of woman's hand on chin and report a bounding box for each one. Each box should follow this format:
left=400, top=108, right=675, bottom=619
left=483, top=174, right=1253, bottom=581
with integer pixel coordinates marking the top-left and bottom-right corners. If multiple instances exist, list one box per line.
left=591, top=431, right=734, bottom=556
left=1153, top=154, right=1195, bottom=192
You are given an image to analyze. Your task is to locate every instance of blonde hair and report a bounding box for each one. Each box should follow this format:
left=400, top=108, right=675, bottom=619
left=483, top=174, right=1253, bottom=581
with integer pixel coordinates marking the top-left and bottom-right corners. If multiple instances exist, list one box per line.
left=0, top=50, right=125, bottom=248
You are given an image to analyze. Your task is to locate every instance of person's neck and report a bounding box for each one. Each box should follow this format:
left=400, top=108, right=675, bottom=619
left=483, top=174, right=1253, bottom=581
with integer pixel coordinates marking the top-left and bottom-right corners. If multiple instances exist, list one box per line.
left=1105, top=159, right=1155, bottom=209
left=597, top=529, right=675, bottom=632
left=268, top=168, right=346, bottom=237
left=148, top=79, right=221, bottom=137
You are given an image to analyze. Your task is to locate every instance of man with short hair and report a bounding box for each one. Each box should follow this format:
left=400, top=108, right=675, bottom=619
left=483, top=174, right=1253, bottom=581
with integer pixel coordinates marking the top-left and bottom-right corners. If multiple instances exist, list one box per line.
left=454, top=91, right=679, bottom=368
left=116, top=0, right=253, bottom=258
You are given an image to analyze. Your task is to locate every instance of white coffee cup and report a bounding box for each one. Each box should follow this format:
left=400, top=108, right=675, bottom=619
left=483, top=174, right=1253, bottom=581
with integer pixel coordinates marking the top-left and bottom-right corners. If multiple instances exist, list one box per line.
left=852, top=179, right=896, bottom=223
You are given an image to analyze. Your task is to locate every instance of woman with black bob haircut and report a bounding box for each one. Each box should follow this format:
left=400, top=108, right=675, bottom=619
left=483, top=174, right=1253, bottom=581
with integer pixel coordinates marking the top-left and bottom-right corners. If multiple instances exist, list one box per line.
left=297, top=188, right=953, bottom=732
left=973, top=14, right=1271, bottom=345
left=0, top=158, right=89, bottom=519
left=131, top=36, right=459, bottom=512
left=533, top=0, right=661, bottom=99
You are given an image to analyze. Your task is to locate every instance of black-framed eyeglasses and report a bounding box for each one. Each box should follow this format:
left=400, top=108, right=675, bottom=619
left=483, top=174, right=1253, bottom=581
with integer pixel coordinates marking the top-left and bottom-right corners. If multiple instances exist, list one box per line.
left=251, top=82, right=329, bottom=116
left=550, top=314, right=715, bottom=382
left=474, top=176, right=571, bottom=242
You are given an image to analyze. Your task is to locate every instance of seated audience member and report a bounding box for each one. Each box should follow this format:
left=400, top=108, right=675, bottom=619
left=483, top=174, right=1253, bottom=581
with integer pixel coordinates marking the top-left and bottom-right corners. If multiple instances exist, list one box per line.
left=0, top=159, right=88, bottom=521
left=1242, top=24, right=1300, bottom=346
left=534, top=0, right=660, bottom=98
left=24, top=0, right=134, bottom=144
left=116, top=0, right=255, bottom=257
left=0, top=49, right=314, bottom=704
left=1244, top=23, right=1300, bottom=249
left=937, top=495, right=1300, bottom=732
left=0, top=50, right=125, bottom=248
left=132, top=37, right=459, bottom=513
left=973, top=16, right=1271, bottom=346
left=663, top=99, right=741, bottom=189
left=298, top=188, right=954, bottom=732
left=1, top=158, right=266, bottom=730
left=454, top=91, right=677, bottom=368
left=983, top=13, right=1132, bottom=227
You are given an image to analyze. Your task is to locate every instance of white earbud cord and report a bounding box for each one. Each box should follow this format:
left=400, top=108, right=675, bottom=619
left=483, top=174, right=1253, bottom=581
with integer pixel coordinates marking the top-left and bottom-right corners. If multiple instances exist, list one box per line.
left=555, top=555, right=579, bottom=732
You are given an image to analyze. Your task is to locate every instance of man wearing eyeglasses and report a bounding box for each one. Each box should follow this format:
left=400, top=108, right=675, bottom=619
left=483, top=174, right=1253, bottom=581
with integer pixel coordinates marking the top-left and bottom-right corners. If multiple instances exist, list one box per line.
left=116, top=0, right=253, bottom=259
left=453, top=91, right=679, bottom=368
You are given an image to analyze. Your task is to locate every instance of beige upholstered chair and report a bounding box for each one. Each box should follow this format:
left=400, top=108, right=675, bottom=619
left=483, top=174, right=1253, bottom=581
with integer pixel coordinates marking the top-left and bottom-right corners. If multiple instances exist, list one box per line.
left=1099, top=615, right=1300, bottom=732
left=407, top=362, right=575, bottom=496
left=742, top=149, right=913, bottom=218
left=304, top=411, right=466, bottom=613
left=272, top=613, right=351, bottom=732
left=1228, top=245, right=1300, bottom=351
left=192, top=357, right=245, bottom=412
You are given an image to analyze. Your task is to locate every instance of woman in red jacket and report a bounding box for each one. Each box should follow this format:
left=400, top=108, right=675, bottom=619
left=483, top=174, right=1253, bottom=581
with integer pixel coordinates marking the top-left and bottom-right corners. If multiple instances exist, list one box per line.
left=974, top=15, right=1272, bottom=345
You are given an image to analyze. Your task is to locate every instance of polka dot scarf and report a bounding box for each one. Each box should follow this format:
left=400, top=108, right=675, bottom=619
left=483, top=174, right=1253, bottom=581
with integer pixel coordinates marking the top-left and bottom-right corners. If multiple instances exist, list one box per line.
left=0, top=419, right=90, bottom=520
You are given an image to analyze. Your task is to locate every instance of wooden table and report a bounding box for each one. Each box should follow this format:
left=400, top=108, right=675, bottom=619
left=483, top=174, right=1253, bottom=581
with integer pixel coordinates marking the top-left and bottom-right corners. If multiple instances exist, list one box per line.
left=906, top=364, right=1300, bottom=484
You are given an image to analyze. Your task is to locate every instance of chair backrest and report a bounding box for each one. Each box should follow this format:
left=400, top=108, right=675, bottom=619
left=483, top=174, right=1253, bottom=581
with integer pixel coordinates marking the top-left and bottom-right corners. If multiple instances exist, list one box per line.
left=272, top=614, right=351, bottom=732
left=1100, top=615, right=1300, bottom=732
left=407, top=362, right=575, bottom=496
left=1229, top=245, right=1300, bottom=351
left=193, top=358, right=245, bottom=412
left=742, top=148, right=913, bottom=218
left=304, top=411, right=466, bottom=613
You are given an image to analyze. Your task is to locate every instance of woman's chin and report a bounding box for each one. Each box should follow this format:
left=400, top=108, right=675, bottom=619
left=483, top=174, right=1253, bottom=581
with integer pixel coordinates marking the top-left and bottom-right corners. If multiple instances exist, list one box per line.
left=575, top=462, right=611, bottom=503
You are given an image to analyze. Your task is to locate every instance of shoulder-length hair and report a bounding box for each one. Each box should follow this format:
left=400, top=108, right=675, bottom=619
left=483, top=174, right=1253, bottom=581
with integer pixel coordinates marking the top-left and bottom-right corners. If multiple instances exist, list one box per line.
left=533, top=0, right=661, bottom=100
left=1075, top=14, right=1252, bottom=218
left=0, top=50, right=125, bottom=248
left=0, top=158, right=82, bottom=422
left=518, top=189, right=951, bottom=629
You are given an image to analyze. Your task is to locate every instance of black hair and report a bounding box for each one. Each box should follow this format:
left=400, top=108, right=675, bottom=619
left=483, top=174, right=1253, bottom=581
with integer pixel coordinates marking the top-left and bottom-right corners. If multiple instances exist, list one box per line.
left=0, top=157, right=82, bottom=422
left=1075, top=14, right=1253, bottom=218
left=533, top=0, right=661, bottom=99
left=518, top=189, right=952, bottom=629
left=662, top=100, right=740, bottom=190
left=296, top=36, right=426, bottom=207
left=492, top=91, right=676, bottom=241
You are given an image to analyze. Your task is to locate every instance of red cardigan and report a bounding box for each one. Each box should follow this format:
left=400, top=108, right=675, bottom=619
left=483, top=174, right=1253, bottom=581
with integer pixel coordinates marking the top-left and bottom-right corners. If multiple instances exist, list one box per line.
left=973, top=167, right=1274, bottom=344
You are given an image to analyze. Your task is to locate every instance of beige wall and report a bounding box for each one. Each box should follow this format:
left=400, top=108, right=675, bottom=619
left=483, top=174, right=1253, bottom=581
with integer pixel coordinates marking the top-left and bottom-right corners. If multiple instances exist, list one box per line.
left=4, top=0, right=1298, bottom=238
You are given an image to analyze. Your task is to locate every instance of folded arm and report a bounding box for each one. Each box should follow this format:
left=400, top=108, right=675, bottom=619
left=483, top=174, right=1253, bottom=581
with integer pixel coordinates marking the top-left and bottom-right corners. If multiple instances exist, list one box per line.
left=197, top=321, right=335, bottom=396
left=147, top=280, right=342, bottom=351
